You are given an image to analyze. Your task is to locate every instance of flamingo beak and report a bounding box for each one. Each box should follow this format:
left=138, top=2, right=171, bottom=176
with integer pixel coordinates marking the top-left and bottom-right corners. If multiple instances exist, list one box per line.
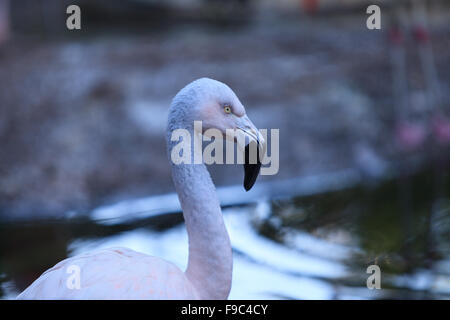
left=236, top=116, right=266, bottom=191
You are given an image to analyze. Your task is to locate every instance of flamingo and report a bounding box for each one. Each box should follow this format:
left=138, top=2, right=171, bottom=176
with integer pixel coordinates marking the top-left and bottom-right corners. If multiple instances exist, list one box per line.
left=17, top=78, right=265, bottom=300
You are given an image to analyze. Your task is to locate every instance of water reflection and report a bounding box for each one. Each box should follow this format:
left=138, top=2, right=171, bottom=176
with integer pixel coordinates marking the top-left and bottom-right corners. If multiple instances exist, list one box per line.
left=1, top=166, right=449, bottom=299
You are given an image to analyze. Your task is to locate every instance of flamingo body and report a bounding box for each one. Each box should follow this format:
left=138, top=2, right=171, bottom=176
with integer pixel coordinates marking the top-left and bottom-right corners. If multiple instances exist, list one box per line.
left=17, top=78, right=264, bottom=300
left=18, top=247, right=198, bottom=299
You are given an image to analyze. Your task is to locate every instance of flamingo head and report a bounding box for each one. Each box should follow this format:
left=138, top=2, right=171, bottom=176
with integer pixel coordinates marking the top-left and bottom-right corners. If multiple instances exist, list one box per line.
left=171, top=78, right=265, bottom=191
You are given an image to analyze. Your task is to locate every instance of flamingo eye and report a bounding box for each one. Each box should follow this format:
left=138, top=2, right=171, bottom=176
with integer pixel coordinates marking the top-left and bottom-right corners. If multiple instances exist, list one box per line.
left=224, top=105, right=232, bottom=114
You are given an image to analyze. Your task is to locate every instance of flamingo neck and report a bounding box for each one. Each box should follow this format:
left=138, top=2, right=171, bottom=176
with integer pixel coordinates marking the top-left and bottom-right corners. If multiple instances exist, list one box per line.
left=167, top=125, right=232, bottom=300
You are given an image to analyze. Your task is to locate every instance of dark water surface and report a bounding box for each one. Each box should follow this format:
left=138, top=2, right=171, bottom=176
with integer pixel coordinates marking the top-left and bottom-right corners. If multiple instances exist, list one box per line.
left=1, top=165, right=449, bottom=299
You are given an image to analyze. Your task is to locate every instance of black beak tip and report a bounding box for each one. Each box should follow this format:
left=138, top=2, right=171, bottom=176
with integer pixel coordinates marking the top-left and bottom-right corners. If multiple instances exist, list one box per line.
left=244, top=180, right=252, bottom=192
left=243, top=143, right=262, bottom=192
left=243, top=162, right=261, bottom=191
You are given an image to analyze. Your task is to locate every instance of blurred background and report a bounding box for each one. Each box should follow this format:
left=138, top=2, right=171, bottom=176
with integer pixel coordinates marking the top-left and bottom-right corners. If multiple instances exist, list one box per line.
left=0, top=0, right=449, bottom=299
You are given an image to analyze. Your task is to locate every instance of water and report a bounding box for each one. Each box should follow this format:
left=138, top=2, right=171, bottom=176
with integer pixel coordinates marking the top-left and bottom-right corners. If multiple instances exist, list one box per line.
left=1, top=165, right=449, bottom=299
